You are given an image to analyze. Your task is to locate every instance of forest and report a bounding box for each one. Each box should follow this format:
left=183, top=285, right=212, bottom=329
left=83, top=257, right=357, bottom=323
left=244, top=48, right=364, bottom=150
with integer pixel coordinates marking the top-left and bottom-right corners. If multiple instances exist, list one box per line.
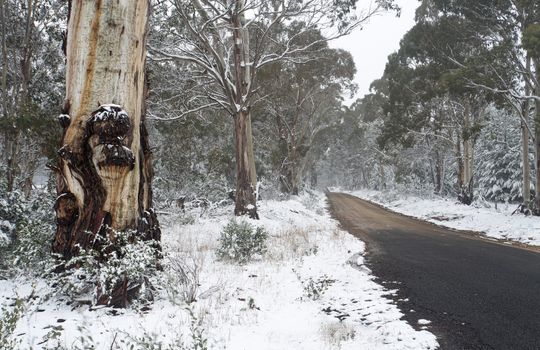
left=0, top=0, right=539, bottom=349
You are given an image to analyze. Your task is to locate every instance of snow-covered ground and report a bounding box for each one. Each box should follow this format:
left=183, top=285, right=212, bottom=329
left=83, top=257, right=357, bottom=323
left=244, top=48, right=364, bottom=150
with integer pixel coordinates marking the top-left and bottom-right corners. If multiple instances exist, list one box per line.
left=0, top=195, right=438, bottom=349
left=348, top=189, right=540, bottom=246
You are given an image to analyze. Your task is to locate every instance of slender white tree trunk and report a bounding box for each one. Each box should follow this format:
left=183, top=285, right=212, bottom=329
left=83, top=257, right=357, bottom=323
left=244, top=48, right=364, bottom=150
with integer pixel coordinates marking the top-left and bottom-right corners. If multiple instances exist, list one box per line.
left=522, top=57, right=532, bottom=205
left=232, top=0, right=257, bottom=217
left=534, top=58, right=540, bottom=213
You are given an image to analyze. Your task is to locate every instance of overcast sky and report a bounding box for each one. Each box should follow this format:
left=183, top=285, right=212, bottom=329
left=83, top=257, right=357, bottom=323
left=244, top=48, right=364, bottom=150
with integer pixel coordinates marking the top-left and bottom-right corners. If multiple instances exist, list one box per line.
left=332, top=0, right=418, bottom=103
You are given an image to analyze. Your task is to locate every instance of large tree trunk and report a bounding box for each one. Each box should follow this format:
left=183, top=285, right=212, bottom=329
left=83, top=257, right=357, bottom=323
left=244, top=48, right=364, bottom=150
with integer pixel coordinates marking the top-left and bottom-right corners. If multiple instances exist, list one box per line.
left=234, top=111, right=258, bottom=218
left=534, top=58, right=540, bottom=214
left=232, top=0, right=257, bottom=218
left=53, top=0, right=160, bottom=274
left=522, top=56, right=532, bottom=206
left=0, top=0, right=7, bottom=117
left=522, top=118, right=531, bottom=203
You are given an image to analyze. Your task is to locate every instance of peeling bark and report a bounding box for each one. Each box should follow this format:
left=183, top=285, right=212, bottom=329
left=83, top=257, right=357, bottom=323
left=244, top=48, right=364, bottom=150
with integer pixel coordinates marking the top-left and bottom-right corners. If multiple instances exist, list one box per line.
left=522, top=56, right=532, bottom=206
left=234, top=110, right=258, bottom=218
left=534, top=58, right=540, bottom=214
left=53, top=0, right=160, bottom=306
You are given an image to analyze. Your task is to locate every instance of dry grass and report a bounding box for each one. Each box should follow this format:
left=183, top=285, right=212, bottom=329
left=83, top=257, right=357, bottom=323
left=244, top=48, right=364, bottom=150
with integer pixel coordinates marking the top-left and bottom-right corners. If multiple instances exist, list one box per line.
left=266, top=226, right=319, bottom=261
left=321, top=320, right=357, bottom=349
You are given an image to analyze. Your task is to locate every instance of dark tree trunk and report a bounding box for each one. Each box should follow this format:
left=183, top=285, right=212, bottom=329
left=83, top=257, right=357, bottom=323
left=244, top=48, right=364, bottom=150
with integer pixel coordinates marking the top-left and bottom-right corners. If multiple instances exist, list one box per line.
left=434, top=150, right=443, bottom=194
left=535, top=58, right=540, bottom=214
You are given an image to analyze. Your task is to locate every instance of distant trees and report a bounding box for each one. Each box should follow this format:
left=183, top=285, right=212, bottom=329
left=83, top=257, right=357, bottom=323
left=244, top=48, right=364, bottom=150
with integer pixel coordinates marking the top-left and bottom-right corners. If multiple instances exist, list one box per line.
left=347, top=0, right=540, bottom=211
left=149, top=0, right=395, bottom=215
left=254, top=25, right=356, bottom=195
left=0, top=0, right=65, bottom=195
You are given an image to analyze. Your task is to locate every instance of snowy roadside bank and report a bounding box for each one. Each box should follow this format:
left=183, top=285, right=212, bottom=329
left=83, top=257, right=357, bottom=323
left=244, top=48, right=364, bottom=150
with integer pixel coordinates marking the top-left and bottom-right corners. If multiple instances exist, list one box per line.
left=347, top=189, right=540, bottom=246
left=0, top=195, right=437, bottom=349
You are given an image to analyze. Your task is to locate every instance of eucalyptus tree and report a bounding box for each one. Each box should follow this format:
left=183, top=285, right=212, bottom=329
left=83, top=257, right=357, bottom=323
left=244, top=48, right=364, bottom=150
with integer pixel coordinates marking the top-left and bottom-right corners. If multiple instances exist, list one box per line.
left=254, top=24, right=356, bottom=195
left=415, top=0, right=540, bottom=209
left=375, top=7, right=508, bottom=203
left=52, top=0, right=160, bottom=306
left=523, top=19, right=540, bottom=211
left=148, top=0, right=396, bottom=217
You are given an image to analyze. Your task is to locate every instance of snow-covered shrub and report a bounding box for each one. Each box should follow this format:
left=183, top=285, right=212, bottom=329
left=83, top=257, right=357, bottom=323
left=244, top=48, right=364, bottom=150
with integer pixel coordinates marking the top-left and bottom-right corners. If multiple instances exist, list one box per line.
left=300, top=275, right=336, bottom=300
left=0, top=222, right=11, bottom=248
left=476, top=110, right=531, bottom=203
left=187, top=306, right=208, bottom=350
left=117, top=332, right=186, bottom=350
left=0, top=299, right=23, bottom=350
left=0, top=190, right=26, bottom=248
left=0, top=188, right=55, bottom=274
left=216, top=220, right=268, bottom=264
left=54, top=231, right=160, bottom=306
left=476, top=143, right=526, bottom=203
left=116, top=307, right=206, bottom=350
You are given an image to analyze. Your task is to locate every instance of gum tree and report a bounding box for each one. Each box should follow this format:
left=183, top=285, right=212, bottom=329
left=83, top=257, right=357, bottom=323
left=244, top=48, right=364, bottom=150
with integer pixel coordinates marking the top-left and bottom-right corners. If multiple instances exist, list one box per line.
left=52, top=0, right=160, bottom=304
left=149, top=0, right=396, bottom=218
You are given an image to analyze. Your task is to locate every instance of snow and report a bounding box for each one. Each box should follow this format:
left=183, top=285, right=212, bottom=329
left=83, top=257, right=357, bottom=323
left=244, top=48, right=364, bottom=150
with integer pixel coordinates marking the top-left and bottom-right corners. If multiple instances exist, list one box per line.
left=348, top=189, right=540, bottom=246
left=0, top=220, right=14, bottom=247
left=92, top=104, right=128, bottom=122
left=0, top=195, right=438, bottom=349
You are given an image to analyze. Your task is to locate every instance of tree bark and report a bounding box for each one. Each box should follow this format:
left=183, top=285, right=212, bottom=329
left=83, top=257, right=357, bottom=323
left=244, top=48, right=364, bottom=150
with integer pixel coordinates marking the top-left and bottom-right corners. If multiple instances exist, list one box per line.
left=522, top=56, right=532, bottom=206
left=232, top=0, right=257, bottom=218
left=434, top=149, right=443, bottom=194
left=0, top=0, right=8, bottom=117
left=53, top=0, right=160, bottom=267
left=534, top=58, right=540, bottom=214
left=457, top=104, right=474, bottom=205
left=234, top=111, right=258, bottom=218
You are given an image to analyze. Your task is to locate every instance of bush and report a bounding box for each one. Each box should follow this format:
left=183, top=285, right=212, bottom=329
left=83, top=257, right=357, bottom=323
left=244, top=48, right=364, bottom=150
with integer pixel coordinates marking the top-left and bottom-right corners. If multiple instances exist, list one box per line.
left=0, top=299, right=23, bottom=350
left=216, top=220, right=268, bottom=264
left=303, top=276, right=335, bottom=300
left=0, top=187, right=55, bottom=274
left=53, top=231, right=160, bottom=307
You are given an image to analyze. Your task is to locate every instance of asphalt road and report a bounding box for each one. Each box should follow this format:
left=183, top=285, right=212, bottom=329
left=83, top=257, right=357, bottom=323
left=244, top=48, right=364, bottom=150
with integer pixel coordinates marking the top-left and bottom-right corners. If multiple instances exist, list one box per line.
left=327, top=192, right=540, bottom=350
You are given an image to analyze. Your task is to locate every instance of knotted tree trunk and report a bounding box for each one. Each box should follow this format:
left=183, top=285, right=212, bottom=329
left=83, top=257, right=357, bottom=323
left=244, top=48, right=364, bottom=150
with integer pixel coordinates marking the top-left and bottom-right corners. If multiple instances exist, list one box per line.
left=52, top=0, right=160, bottom=295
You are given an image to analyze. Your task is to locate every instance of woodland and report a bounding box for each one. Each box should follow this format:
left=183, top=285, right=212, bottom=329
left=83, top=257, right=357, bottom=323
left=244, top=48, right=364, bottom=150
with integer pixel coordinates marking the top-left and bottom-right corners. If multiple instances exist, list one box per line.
left=0, top=0, right=539, bottom=347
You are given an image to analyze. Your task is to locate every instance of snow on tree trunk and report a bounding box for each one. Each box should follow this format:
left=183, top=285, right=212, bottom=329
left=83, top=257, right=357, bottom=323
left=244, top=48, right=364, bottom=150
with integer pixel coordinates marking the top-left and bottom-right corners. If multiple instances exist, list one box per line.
left=53, top=1, right=160, bottom=272
left=232, top=0, right=257, bottom=218
left=535, top=58, right=540, bottom=214
left=521, top=59, right=531, bottom=206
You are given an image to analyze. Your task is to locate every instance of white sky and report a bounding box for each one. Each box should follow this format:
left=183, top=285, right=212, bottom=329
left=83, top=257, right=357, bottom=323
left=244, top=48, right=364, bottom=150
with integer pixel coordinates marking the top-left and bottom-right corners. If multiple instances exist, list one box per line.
left=332, top=0, right=418, bottom=102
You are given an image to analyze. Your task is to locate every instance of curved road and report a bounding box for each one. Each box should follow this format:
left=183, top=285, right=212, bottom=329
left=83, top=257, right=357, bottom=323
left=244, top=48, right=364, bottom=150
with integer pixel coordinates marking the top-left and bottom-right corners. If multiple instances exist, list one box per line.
left=327, top=192, right=540, bottom=350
